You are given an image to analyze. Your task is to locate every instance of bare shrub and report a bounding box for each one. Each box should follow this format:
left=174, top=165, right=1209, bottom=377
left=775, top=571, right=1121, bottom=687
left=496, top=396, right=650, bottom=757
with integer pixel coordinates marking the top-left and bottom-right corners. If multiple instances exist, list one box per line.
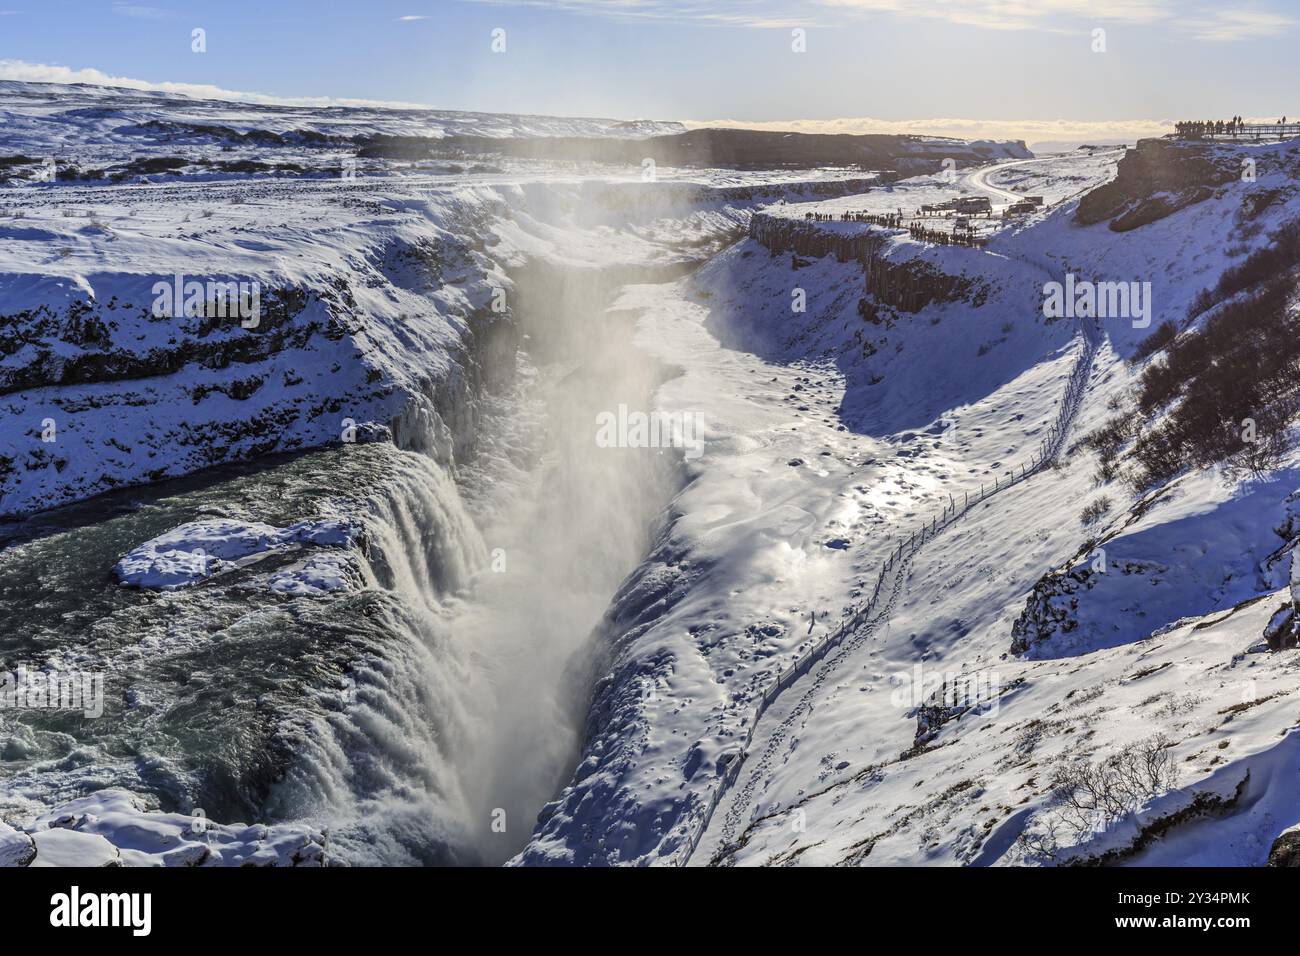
left=1080, top=496, right=1111, bottom=526
left=1130, top=320, right=1177, bottom=363
left=1187, top=221, right=1300, bottom=320
left=1129, top=275, right=1300, bottom=490
left=1050, top=735, right=1176, bottom=836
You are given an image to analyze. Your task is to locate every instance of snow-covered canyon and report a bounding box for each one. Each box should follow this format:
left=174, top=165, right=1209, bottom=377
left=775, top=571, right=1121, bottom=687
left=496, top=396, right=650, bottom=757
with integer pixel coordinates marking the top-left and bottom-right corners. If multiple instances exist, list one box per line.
left=4, top=81, right=1300, bottom=869
left=517, top=144, right=1300, bottom=867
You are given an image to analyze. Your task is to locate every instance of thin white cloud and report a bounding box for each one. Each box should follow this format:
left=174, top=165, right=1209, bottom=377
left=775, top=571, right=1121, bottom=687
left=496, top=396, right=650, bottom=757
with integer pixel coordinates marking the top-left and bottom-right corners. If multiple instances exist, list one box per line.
left=462, top=0, right=1293, bottom=39
left=0, top=60, right=433, bottom=110
left=818, top=0, right=1175, bottom=31
left=1181, top=8, right=1293, bottom=40
left=397, top=14, right=429, bottom=20
left=111, top=2, right=172, bottom=19
left=462, top=0, right=823, bottom=27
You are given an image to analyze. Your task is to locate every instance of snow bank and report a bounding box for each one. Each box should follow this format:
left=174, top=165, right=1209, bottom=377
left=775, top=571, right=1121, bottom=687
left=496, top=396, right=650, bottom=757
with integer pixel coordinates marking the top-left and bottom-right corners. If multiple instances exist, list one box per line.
left=266, top=550, right=359, bottom=595
left=113, top=516, right=359, bottom=590
left=4, top=789, right=327, bottom=867
left=0, top=820, right=36, bottom=867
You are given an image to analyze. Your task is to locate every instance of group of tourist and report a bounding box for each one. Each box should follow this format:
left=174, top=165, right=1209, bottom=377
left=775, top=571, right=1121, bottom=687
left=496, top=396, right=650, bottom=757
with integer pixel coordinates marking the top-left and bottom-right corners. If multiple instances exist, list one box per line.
left=800, top=209, right=985, bottom=246
left=907, top=223, right=987, bottom=248
left=1175, top=115, right=1294, bottom=139
left=846, top=211, right=903, bottom=227
left=802, top=210, right=903, bottom=227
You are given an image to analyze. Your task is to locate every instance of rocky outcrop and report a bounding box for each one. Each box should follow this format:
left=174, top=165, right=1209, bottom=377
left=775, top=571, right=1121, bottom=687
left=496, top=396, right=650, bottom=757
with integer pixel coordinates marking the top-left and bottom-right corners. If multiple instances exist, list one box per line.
left=749, top=213, right=889, bottom=262
left=0, top=226, right=516, bottom=519
left=1075, top=138, right=1240, bottom=231
left=1268, top=824, right=1300, bottom=866
left=749, top=213, right=987, bottom=314
left=1010, top=555, right=1169, bottom=658
left=1273, top=527, right=1300, bottom=649
left=864, top=254, right=985, bottom=313
left=1263, top=604, right=1297, bottom=650
left=0, top=821, right=36, bottom=867
left=1010, top=564, right=1090, bottom=656
left=1291, top=517, right=1300, bottom=606
left=0, top=286, right=321, bottom=397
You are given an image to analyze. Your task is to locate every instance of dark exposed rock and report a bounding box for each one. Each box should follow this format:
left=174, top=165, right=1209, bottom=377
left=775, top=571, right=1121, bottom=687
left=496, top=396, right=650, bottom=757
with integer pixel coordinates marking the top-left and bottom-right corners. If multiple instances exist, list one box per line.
left=120, top=119, right=348, bottom=149
left=749, top=213, right=986, bottom=313
left=1075, top=138, right=1239, bottom=231
left=1069, top=774, right=1249, bottom=866
left=1263, top=604, right=1297, bottom=650
left=0, top=286, right=324, bottom=397
left=418, top=128, right=1030, bottom=172
left=750, top=213, right=888, bottom=262
left=1268, top=826, right=1300, bottom=866
left=865, top=254, right=984, bottom=313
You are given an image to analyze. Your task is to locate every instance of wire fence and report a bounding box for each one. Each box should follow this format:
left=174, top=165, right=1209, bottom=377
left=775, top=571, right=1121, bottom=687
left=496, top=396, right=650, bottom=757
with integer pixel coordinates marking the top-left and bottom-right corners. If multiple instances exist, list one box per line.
left=679, top=315, right=1103, bottom=865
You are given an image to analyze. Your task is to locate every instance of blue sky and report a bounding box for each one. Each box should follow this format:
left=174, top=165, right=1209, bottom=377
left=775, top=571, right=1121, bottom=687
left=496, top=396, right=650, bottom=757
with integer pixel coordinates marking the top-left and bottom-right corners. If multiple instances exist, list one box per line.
left=2, top=0, right=1298, bottom=141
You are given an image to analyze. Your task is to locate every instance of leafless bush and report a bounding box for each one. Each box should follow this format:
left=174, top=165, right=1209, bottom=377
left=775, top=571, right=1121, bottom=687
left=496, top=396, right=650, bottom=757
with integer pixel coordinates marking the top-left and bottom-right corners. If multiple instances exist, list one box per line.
left=1082, top=412, right=1136, bottom=463
left=1050, top=735, right=1176, bottom=835
left=1130, top=320, right=1177, bottom=363
left=1152, top=694, right=1204, bottom=720
left=1187, top=221, right=1300, bottom=320
left=1080, top=497, right=1111, bottom=526
left=1129, top=275, right=1300, bottom=490
left=1017, top=815, right=1068, bottom=863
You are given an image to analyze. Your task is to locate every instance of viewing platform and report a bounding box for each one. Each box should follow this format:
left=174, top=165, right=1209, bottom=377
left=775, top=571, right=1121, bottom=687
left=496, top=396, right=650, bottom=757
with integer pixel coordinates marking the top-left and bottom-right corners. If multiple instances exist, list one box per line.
left=1174, top=119, right=1300, bottom=142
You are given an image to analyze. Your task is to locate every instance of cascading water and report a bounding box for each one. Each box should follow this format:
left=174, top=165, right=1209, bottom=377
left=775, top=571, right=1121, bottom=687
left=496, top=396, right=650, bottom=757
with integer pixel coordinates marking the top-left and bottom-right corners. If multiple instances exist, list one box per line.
left=264, top=260, right=686, bottom=865
left=261, top=442, right=493, bottom=865
left=452, top=263, right=682, bottom=863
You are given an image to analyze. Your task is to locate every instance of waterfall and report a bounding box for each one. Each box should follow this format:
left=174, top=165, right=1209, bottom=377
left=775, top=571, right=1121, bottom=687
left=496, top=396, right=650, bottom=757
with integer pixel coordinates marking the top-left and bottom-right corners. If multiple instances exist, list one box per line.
left=362, top=444, right=489, bottom=599
left=263, top=431, right=494, bottom=865
left=265, top=260, right=686, bottom=866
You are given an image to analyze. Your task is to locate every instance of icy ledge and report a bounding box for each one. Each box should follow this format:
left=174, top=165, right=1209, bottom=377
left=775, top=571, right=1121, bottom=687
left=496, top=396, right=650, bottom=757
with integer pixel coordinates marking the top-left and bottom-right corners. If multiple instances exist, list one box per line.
left=113, top=517, right=361, bottom=591
left=0, top=789, right=327, bottom=867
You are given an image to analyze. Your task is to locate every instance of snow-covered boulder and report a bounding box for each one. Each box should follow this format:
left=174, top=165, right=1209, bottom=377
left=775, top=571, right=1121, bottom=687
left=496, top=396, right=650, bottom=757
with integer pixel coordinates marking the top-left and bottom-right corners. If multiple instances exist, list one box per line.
left=0, top=821, right=36, bottom=867
left=266, top=551, right=360, bottom=595
left=1264, top=603, right=1298, bottom=651
left=29, top=828, right=122, bottom=867
left=19, top=789, right=327, bottom=867
left=1269, top=823, right=1300, bottom=866
left=113, top=516, right=360, bottom=590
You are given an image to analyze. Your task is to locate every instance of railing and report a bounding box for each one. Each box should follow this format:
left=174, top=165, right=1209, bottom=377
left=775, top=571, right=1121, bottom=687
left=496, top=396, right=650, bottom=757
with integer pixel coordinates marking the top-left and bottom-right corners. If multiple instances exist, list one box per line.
left=1175, top=122, right=1300, bottom=142
left=680, top=314, right=1103, bottom=865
